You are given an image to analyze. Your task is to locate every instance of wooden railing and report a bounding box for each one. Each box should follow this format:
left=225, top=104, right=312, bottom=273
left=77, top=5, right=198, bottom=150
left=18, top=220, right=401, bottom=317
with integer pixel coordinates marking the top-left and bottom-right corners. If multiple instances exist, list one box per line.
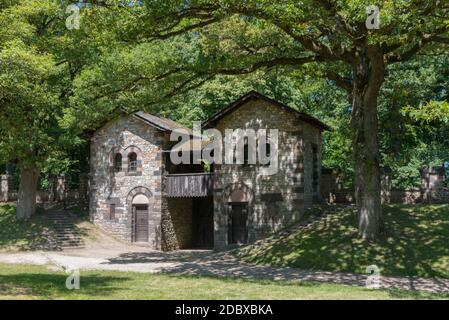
left=164, top=173, right=213, bottom=197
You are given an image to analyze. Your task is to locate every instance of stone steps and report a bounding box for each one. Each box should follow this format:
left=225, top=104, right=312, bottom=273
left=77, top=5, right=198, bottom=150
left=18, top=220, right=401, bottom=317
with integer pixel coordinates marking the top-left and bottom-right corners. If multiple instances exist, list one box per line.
left=44, top=211, right=85, bottom=250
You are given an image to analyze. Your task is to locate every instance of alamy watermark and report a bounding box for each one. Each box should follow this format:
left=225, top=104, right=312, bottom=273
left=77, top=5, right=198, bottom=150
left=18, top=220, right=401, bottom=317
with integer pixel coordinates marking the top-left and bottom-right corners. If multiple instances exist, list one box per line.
left=366, top=5, right=381, bottom=30
left=65, top=1, right=83, bottom=30
left=365, top=265, right=381, bottom=289
left=170, top=122, right=279, bottom=176
left=64, top=1, right=143, bottom=30
left=65, top=268, right=80, bottom=290
left=65, top=2, right=381, bottom=31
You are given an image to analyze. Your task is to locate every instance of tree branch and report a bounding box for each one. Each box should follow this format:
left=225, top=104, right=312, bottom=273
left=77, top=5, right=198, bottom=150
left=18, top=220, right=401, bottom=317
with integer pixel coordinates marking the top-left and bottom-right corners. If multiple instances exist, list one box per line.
left=148, top=17, right=221, bottom=41
left=325, top=71, right=352, bottom=92
left=386, top=29, right=449, bottom=63
left=209, top=56, right=323, bottom=76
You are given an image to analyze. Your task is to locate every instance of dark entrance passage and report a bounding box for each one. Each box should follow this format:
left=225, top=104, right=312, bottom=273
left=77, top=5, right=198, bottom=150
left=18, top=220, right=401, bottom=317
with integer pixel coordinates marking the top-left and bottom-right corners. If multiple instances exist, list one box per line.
left=163, top=171, right=214, bottom=249
left=192, top=196, right=214, bottom=248
left=228, top=203, right=248, bottom=244
left=164, top=196, right=214, bottom=249
left=133, top=204, right=149, bottom=242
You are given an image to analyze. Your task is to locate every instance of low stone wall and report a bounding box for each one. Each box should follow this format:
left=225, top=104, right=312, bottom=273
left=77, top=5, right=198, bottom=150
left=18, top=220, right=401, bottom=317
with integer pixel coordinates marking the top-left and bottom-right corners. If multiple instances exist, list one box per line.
left=385, top=190, right=423, bottom=204
left=0, top=174, right=88, bottom=205
left=321, top=166, right=449, bottom=205
left=322, top=189, right=449, bottom=205
left=323, top=189, right=422, bottom=204
left=2, top=189, right=86, bottom=204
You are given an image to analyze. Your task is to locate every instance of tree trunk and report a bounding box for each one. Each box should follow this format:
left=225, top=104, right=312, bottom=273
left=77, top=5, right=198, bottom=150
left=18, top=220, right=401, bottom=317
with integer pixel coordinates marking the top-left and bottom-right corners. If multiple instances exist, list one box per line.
left=351, top=47, right=385, bottom=241
left=16, top=166, right=39, bottom=220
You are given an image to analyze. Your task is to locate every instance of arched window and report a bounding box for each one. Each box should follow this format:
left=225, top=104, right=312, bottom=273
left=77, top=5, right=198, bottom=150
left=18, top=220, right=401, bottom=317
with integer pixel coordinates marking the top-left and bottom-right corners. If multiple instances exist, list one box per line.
left=114, top=153, right=122, bottom=172
left=128, top=152, right=137, bottom=172
left=243, top=142, right=249, bottom=165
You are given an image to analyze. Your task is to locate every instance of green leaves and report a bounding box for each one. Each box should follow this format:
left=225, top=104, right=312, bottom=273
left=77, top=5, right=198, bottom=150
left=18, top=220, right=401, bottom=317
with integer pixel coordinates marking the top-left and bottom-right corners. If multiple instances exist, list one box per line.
left=403, top=101, right=449, bottom=124
left=0, top=37, right=58, bottom=165
left=0, top=0, right=90, bottom=171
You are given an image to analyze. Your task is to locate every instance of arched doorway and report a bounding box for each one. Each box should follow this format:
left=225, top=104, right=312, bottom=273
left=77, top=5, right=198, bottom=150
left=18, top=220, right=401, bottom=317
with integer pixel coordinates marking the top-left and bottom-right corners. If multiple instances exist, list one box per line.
left=132, top=194, right=149, bottom=242
left=127, top=187, right=153, bottom=243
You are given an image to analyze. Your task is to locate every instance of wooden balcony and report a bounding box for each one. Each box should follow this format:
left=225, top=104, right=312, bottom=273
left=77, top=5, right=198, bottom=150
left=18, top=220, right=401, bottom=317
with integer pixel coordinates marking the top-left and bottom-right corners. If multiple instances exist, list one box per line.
left=164, top=173, right=213, bottom=197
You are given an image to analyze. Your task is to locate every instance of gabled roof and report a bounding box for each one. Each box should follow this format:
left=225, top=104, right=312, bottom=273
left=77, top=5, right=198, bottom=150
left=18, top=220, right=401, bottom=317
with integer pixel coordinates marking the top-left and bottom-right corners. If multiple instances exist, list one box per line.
left=87, top=110, right=191, bottom=139
left=133, top=111, right=192, bottom=134
left=202, top=91, right=332, bottom=131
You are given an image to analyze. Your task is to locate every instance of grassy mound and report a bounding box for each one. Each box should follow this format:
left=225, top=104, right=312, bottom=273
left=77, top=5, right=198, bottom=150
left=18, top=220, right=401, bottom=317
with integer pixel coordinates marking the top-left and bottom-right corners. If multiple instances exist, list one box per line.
left=236, top=204, right=449, bottom=279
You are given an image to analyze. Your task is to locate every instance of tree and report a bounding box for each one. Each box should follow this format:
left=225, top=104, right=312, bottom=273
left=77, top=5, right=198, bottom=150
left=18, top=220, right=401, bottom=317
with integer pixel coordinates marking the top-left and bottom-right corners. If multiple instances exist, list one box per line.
left=123, top=0, right=449, bottom=240
left=0, top=1, right=63, bottom=219
left=0, top=0, right=120, bottom=219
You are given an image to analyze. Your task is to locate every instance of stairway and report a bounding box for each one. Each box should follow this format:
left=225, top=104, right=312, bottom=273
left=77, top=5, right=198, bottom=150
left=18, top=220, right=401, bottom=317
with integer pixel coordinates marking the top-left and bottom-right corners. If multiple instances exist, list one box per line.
left=45, top=210, right=85, bottom=250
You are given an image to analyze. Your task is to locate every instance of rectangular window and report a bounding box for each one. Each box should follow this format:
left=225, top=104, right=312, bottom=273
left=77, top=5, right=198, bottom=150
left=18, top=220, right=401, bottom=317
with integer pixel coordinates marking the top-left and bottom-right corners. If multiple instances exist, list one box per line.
left=109, top=204, right=116, bottom=220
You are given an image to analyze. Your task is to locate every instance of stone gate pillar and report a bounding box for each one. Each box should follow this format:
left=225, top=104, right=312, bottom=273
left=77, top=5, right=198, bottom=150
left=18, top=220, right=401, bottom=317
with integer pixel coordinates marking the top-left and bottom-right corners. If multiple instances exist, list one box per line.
left=0, top=174, right=10, bottom=202
left=57, top=174, right=66, bottom=202
left=381, top=167, right=392, bottom=204
left=48, top=175, right=57, bottom=202
left=421, top=166, right=445, bottom=203
left=79, top=173, right=89, bottom=203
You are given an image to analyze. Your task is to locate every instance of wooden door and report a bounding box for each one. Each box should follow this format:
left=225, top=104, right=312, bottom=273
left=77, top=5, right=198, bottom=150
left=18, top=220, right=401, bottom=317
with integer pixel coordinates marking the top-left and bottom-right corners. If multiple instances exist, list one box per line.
left=229, top=204, right=248, bottom=244
left=133, top=204, right=149, bottom=242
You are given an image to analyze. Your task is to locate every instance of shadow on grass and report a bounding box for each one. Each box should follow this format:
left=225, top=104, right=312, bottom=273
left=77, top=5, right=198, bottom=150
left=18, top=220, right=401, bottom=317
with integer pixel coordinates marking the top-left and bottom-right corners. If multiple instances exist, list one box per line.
left=162, top=273, right=449, bottom=300
left=238, top=204, right=449, bottom=279
left=0, top=264, right=447, bottom=300
left=387, top=288, right=449, bottom=300
left=0, top=204, right=90, bottom=251
left=0, top=204, right=58, bottom=251
left=0, top=272, right=130, bottom=298
left=106, top=250, right=213, bottom=264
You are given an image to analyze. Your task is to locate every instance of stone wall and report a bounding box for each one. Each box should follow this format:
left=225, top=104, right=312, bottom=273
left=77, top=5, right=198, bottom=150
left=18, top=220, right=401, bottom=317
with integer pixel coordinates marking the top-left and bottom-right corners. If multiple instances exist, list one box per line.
left=165, top=197, right=193, bottom=249
left=89, top=115, right=164, bottom=247
left=321, top=166, right=449, bottom=204
left=211, top=98, right=322, bottom=248
left=0, top=174, right=88, bottom=205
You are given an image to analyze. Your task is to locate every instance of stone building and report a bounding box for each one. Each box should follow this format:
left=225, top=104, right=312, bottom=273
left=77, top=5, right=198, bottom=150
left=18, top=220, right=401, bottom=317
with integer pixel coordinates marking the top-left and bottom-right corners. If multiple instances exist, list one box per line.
left=203, top=92, right=330, bottom=248
left=89, top=91, right=330, bottom=250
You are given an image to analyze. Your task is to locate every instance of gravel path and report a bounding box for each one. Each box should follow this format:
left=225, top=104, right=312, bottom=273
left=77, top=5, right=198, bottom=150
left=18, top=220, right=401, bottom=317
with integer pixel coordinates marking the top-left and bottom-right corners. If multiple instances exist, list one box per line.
left=0, top=249, right=448, bottom=294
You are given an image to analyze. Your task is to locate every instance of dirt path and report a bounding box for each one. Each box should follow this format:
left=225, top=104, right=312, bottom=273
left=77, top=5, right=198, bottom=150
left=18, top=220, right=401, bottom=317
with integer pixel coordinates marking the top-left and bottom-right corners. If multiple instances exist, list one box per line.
left=0, top=248, right=448, bottom=295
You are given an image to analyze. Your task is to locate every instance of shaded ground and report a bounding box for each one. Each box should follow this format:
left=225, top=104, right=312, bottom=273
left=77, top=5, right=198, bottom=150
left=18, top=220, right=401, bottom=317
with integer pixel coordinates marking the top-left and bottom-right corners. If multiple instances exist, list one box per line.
left=3, top=263, right=439, bottom=300
left=237, top=204, right=449, bottom=279
left=0, top=204, right=56, bottom=251
left=0, top=204, right=91, bottom=251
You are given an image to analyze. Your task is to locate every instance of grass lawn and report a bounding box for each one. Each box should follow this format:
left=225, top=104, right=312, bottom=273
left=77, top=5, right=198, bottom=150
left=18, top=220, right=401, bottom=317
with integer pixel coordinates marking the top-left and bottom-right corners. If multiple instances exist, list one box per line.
left=0, top=263, right=447, bottom=300
left=237, top=204, right=449, bottom=279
